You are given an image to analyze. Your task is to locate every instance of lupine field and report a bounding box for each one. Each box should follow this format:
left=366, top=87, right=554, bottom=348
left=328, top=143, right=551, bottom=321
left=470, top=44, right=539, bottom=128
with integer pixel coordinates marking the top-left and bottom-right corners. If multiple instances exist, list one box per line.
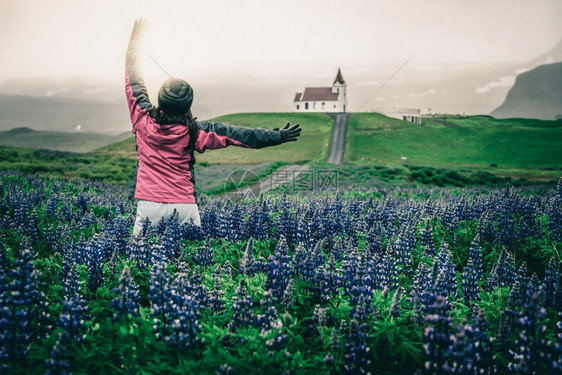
left=1, top=170, right=561, bottom=374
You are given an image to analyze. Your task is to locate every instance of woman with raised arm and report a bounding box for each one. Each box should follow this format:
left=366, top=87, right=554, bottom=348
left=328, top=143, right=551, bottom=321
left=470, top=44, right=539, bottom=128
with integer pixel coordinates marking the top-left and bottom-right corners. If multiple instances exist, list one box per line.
left=126, top=18, right=301, bottom=235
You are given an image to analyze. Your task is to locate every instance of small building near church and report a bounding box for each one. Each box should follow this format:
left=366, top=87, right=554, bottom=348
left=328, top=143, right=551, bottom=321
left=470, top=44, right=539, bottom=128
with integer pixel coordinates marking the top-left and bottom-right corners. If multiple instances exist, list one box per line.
left=373, top=107, right=422, bottom=125
left=293, top=69, right=347, bottom=113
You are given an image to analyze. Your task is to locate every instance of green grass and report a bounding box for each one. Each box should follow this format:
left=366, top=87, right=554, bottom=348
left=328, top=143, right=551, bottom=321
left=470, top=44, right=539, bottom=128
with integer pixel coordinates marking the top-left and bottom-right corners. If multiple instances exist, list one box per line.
left=345, top=113, right=562, bottom=181
left=94, top=112, right=333, bottom=165
left=0, top=146, right=136, bottom=185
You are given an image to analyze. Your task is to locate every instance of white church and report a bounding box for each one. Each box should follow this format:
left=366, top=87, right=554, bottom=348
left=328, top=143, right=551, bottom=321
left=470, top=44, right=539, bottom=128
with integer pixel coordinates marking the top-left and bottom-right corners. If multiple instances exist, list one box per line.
left=293, top=69, right=347, bottom=113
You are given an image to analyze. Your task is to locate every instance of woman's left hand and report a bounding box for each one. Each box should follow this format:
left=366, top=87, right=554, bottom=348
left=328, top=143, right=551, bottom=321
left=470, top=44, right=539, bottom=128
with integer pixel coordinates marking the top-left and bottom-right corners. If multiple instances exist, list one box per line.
left=130, top=18, right=149, bottom=42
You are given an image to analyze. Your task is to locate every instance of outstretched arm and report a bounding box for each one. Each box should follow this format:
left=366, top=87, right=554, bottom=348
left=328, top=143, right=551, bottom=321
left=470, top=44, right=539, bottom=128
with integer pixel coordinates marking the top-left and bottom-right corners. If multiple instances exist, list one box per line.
left=125, top=18, right=152, bottom=129
left=194, top=121, right=301, bottom=153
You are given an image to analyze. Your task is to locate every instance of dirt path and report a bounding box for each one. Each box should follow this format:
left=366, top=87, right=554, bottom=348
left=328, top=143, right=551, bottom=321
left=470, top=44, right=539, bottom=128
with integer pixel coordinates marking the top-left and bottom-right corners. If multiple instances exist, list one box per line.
left=326, top=113, right=349, bottom=164
left=224, top=164, right=311, bottom=200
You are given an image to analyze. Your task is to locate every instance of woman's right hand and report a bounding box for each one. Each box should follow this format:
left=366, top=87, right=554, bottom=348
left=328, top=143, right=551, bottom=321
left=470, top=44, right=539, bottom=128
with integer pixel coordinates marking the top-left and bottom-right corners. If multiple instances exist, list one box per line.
left=130, top=18, right=149, bottom=42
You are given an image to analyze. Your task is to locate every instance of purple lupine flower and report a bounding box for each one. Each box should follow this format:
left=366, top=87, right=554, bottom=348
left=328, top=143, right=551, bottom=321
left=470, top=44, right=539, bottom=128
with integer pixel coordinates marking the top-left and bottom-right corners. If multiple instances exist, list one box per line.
left=393, top=223, right=415, bottom=276
left=292, top=242, right=307, bottom=279
left=57, top=265, right=90, bottom=345
left=277, top=196, right=297, bottom=247
left=508, top=292, right=546, bottom=374
left=159, top=226, right=181, bottom=261
left=433, top=243, right=457, bottom=300
left=246, top=199, right=272, bottom=240
left=140, top=216, right=153, bottom=238
left=128, top=235, right=151, bottom=270
left=525, top=273, right=541, bottom=305
left=188, top=266, right=207, bottom=307
left=281, top=279, right=295, bottom=311
left=150, top=262, right=203, bottom=349
left=156, top=215, right=167, bottom=236
left=194, top=243, right=214, bottom=267
left=239, top=238, right=255, bottom=276
left=228, top=279, right=254, bottom=332
left=375, top=253, right=399, bottom=291
left=45, top=195, right=59, bottom=217
left=342, top=246, right=360, bottom=295
left=264, top=236, right=293, bottom=300
left=412, top=262, right=432, bottom=306
left=420, top=219, right=436, bottom=257
left=422, top=295, right=454, bottom=374
left=164, top=293, right=202, bottom=350
left=543, top=258, right=560, bottom=309
left=296, top=207, right=316, bottom=251
left=343, top=319, right=372, bottom=375
left=84, top=239, right=105, bottom=293
left=255, top=291, right=278, bottom=329
left=111, top=265, right=140, bottom=323
left=150, top=242, right=169, bottom=266
left=314, top=253, right=343, bottom=303
left=44, top=333, right=71, bottom=375
left=255, top=291, right=288, bottom=356
left=507, top=279, right=526, bottom=311
left=201, top=205, right=220, bottom=239
left=206, top=268, right=225, bottom=315
left=462, top=237, right=483, bottom=307
left=149, top=261, right=173, bottom=324
left=0, top=249, right=51, bottom=370
left=312, top=304, right=328, bottom=330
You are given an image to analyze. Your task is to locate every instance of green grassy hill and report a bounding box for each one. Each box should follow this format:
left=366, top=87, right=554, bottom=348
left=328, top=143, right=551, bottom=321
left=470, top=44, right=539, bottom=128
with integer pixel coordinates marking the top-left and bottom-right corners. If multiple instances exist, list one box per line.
left=95, top=112, right=333, bottom=164
left=345, top=113, right=562, bottom=180
left=1, top=112, right=560, bottom=187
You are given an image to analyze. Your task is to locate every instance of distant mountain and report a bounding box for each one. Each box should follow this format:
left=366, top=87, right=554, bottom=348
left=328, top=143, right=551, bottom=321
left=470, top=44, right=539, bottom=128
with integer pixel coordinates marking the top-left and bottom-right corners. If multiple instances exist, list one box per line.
left=0, top=76, right=124, bottom=103
left=491, top=62, right=562, bottom=120
left=0, top=94, right=130, bottom=133
left=0, top=127, right=132, bottom=153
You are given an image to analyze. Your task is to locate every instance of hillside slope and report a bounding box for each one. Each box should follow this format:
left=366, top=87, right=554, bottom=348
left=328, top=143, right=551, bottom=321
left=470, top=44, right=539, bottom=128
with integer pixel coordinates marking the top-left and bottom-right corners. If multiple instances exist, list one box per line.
left=95, top=112, right=333, bottom=164
left=491, top=62, right=562, bottom=120
left=346, top=113, right=562, bottom=179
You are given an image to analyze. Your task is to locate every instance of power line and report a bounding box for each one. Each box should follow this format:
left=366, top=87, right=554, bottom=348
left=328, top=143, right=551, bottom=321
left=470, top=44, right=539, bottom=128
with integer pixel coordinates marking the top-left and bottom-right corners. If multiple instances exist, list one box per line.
left=145, top=51, right=217, bottom=120
left=354, top=53, right=415, bottom=113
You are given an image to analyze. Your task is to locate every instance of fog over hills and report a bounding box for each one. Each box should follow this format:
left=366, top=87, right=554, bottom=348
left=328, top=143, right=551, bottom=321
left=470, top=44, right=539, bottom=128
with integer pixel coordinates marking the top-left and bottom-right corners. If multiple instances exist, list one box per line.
left=0, top=93, right=128, bottom=134
left=0, top=39, right=561, bottom=134
left=0, top=126, right=131, bottom=152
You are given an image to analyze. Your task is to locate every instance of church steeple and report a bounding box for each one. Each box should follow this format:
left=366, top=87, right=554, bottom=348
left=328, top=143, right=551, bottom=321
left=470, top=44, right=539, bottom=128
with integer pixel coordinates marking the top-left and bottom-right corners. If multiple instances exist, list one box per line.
left=333, top=68, right=345, bottom=85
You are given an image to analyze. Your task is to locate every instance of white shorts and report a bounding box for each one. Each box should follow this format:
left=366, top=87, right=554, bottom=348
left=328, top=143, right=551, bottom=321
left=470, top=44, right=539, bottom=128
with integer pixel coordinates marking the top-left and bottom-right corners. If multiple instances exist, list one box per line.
left=133, top=199, right=201, bottom=235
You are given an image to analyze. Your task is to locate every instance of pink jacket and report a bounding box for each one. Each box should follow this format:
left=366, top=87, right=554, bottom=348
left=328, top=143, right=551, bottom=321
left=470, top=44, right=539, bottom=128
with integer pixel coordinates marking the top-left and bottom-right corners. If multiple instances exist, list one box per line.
left=125, top=40, right=282, bottom=204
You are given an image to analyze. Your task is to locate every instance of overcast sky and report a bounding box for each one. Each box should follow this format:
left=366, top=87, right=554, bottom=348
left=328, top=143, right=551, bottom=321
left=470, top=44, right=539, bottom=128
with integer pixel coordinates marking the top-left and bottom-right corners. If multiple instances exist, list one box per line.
left=0, top=0, right=561, bottom=83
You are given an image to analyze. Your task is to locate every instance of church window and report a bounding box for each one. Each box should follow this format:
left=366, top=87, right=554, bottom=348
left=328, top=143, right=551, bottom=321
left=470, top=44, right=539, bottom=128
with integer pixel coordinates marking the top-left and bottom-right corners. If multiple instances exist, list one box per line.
left=296, top=104, right=300, bottom=110
left=305, top=102, right=309, bottom=110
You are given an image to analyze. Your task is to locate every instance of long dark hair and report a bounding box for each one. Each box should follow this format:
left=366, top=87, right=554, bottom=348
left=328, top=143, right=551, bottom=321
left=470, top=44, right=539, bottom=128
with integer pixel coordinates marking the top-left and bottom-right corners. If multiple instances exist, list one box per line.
left=149, top=107, right=199, bottom=149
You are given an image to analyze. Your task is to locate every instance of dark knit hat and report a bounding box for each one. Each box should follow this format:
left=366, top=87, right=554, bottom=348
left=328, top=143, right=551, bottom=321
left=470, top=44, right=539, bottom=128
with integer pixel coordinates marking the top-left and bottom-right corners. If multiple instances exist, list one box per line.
left=158, top=78, right=194, bottom=114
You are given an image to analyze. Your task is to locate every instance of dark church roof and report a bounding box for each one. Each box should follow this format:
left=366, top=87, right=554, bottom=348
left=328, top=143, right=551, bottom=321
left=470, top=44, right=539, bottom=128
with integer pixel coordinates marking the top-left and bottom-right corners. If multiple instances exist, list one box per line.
left=333, top=68, right=345, bottom=85
left=296, top=87, right=340, bottom=102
